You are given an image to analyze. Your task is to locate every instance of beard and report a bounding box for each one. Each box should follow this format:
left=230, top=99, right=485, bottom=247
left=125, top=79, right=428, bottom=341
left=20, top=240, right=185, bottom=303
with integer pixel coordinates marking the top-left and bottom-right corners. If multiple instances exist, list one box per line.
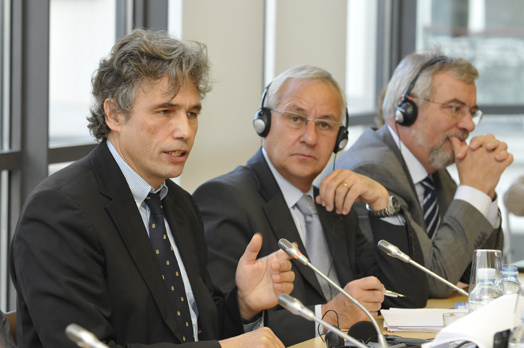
left=414, top=131, right=468, bottom=170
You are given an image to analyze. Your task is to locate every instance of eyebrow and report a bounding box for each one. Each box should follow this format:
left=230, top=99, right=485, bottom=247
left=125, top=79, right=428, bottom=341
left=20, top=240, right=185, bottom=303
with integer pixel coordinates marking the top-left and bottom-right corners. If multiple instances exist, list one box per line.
left=155, top=102, right=202, bottom=111
left=285, top=104, right=338, bottom=120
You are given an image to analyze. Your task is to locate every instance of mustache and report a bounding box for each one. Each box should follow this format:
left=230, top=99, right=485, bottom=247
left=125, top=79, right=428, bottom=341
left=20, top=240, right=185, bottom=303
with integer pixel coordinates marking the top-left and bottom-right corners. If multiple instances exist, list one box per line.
left=444, top=131, right=468, bottom=144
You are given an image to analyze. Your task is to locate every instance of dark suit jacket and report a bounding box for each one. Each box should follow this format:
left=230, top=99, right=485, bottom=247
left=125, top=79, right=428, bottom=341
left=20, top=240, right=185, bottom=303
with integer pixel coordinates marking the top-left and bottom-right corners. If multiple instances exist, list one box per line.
left=193, top=148, right=428, bottom=346
left=9, top=141, right=243, bottom=348
left=321, top=126, right=504, bottom=298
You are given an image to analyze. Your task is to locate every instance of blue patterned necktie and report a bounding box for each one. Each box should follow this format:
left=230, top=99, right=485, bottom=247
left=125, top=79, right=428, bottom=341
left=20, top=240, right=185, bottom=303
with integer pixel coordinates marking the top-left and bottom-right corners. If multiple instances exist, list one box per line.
left=295, top=194, right=339, bottom=300
left=145, top=193, right=194, bottom=342
left=421, top=176, right=440, bottom=239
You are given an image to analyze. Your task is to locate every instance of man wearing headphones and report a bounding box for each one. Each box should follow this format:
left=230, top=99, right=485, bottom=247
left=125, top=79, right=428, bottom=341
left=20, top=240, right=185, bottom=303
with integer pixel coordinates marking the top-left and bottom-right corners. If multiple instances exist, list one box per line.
left=193, top=65, right=428, bottom=346
left=321, top=51, right=513, bottom=299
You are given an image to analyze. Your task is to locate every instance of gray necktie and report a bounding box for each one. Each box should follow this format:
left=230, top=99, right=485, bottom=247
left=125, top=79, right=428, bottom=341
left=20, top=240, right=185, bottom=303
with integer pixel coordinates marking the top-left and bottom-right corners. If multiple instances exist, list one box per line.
left=295, top=194, right=339, bottom=301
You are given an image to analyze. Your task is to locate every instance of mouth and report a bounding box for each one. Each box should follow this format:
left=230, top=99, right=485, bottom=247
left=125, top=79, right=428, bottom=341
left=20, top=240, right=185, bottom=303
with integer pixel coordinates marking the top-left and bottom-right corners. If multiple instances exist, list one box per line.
left=167, top=150, right=186, bottom=157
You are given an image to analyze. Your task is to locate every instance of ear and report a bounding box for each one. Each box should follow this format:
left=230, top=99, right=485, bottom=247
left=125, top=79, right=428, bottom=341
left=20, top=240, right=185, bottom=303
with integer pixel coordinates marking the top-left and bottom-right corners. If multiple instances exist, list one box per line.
left=104, top=98, right=124, bottom=132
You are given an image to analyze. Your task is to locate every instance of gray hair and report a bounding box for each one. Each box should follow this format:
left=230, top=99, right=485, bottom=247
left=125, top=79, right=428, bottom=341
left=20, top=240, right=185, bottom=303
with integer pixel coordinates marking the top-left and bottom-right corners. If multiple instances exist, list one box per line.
left=88, top=28, right=211, bottom=141
left=265, top=65, right=346, bottom=122
left=382, top=50, right=479, bottom=121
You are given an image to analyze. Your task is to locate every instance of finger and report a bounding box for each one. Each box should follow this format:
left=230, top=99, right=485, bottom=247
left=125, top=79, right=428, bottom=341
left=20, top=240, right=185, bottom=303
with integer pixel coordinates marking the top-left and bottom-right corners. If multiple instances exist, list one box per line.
left=240, top=233, right=263, bottom=263
left=449, top=136, right=468, bottom=160
left=319, top=170, right=345, bottom=211
left=484, top=138, right=500, bottom=152
left=340, top=185, right=359, bottom=215
left=271, top=260, right=292, bottom=273
left=494, top=150, right=510, bottom=162
left=468, top=135, right=485, bottom=151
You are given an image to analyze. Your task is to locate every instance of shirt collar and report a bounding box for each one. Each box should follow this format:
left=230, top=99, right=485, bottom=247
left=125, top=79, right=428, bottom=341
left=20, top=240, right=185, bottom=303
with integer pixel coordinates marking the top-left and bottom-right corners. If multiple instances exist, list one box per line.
left=387, top=124, right=428, bottom=185
left=107, top=139, right=168, bottom=206
left=262, top=147, right=314, bottom=208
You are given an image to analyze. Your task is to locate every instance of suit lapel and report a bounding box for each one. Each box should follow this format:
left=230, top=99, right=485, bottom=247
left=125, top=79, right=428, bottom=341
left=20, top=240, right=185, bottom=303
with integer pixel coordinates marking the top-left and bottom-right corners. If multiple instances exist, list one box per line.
left=247, top=149, right=326, bottom=299
left=315, top=188, right=354, bottom=285
left=377, top=126, right=425, bottom=226
left=90, top=142, right=182, bottom=340
left=433, top=169, right=456, bottom=213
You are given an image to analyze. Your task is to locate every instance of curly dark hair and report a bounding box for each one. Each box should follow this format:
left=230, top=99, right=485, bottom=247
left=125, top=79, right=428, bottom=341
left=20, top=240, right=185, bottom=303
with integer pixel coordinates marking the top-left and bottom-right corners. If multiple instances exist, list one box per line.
left=88, top=28, right=211, bottom=141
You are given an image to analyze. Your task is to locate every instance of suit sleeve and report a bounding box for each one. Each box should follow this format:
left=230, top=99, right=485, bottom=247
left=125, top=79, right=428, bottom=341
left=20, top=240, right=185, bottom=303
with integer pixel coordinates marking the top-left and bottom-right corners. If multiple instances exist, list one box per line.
left=194, top=181, right=318, bottom=347
left=9, top=188, right=232, bottom=348
left=363, top=211, right=429, bottom=308
left=351, top=163, right=504, bottom=298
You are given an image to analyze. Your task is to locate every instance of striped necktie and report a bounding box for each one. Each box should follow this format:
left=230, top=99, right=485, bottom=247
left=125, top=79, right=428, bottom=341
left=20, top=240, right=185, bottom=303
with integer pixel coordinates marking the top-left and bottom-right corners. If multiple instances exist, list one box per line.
left=421, top=176, right=440, bottom=239
left=145, top=193, right=194, bottom=342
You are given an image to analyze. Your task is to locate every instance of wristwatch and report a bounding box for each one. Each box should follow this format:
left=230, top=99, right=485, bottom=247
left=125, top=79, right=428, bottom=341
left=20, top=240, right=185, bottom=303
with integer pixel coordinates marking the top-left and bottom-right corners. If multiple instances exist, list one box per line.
left=366, top=195, right=400, bottom=217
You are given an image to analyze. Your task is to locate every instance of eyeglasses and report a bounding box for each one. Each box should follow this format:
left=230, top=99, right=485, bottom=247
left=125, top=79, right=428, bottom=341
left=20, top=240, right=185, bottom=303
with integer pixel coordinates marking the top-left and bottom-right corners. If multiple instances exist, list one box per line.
left=417, top=98, right=483, bottom=125
left=269, top=109, right=342, bottom=135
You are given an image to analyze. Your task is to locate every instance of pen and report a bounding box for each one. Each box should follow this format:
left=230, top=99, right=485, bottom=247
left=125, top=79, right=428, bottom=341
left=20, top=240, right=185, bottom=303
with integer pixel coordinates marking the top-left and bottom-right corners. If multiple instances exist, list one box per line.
left=385, top=290, right=405, bottom=298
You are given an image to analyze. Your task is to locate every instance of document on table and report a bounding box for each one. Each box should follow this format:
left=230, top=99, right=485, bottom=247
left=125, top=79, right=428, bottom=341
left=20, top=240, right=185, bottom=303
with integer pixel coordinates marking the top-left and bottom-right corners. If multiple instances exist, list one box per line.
left=381, top=308, right=468, bottom=332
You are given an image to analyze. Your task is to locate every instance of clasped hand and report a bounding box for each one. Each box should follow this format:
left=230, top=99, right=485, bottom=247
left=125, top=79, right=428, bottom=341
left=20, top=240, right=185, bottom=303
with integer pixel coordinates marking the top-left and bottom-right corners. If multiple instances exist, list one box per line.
left=450, top=133, right=513, bottom=199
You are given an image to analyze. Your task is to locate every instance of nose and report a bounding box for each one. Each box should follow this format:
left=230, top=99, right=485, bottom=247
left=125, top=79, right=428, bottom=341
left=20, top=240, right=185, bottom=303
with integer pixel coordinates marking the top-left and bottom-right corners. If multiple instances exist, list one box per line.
left=301, top=120, right=318, bottom=145
left=457, top=110, right=475, bottom=133
left=172, top=111, right=195, bottom=139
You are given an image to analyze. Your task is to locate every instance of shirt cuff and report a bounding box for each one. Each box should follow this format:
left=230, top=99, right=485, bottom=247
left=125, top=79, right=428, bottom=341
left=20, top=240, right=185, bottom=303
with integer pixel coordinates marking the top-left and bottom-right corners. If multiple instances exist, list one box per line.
left=243, top=312, right=264, bottom=332
left=315, top=304, right=323, bottom=337
left=454, top=185, right=499, bottom=228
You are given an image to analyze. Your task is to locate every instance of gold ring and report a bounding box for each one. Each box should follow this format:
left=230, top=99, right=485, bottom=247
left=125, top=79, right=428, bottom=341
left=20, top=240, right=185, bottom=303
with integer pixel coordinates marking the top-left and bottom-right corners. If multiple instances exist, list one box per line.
left=343, top=182, right=349, bottom=188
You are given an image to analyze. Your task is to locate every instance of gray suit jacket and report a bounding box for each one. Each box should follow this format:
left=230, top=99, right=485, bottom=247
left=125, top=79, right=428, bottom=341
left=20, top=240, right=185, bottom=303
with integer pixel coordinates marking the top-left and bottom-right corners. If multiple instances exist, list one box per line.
left=193, top=148, right=428, bottom=346
left=321, top=126, right=503, bottom=298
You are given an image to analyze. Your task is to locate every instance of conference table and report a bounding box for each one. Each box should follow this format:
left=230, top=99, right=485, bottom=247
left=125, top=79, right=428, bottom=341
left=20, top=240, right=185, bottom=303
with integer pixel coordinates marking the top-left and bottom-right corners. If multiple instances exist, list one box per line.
left=290, top=273, right=524, bottom=348
left=289, top=292, right=465, bottom=348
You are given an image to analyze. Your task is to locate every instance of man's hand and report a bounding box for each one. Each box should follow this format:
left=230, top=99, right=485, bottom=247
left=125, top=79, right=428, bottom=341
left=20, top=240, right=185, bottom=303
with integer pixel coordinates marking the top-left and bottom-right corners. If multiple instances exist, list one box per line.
left=450, top=134, right=513, bottom=199
left=219, top=327, right=285, bottom=348
left=317, top=169, right=389, bottom=214
left=321, top=277, right=384, bottom=330
left=236, top=233, right=294, bottom=320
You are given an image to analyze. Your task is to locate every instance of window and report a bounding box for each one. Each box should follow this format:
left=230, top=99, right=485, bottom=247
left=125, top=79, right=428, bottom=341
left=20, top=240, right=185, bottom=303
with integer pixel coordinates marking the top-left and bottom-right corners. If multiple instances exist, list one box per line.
left=49, top=0, right=116, bottom=147
left=417, top=0, right=524, bottom=259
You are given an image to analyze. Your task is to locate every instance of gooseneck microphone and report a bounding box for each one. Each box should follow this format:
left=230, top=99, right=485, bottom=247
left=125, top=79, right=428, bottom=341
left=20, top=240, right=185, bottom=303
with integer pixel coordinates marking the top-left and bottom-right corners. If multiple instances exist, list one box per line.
left=377, top=240, right=469, bottom=297
left=278, top=294, right=367, bottom=348
left=278, top=238, right=388, bottom=348
left=65, top=324, right=109, bottom=348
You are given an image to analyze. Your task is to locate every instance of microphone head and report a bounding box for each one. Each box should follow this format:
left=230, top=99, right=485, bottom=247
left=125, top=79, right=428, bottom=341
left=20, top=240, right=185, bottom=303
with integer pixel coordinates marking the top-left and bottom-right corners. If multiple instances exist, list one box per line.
left=66, top=324, right=108, bottom=348
left=278, top=238, right=294, bottom=252
left=278, top=294, right=315, bottom=320
left=278, top=238, right=309, bottom=265
left=377, top=240, right=410, bottom=263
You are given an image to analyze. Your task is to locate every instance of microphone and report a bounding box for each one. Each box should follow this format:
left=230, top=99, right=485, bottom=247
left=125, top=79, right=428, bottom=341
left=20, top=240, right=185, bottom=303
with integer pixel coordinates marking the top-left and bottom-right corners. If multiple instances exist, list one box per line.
left=278, top=294, right=367, bottom=348
left=377, top=240, right=469, bottom=297
left=278, top=238, right=388, bottom=348
left=65, top=324, right=109, bottom=348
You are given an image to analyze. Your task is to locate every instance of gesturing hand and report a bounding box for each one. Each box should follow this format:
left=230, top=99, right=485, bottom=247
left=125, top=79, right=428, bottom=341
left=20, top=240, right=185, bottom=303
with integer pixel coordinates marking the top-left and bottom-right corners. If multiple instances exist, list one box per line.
left=235, top=233, right=295, bottom=320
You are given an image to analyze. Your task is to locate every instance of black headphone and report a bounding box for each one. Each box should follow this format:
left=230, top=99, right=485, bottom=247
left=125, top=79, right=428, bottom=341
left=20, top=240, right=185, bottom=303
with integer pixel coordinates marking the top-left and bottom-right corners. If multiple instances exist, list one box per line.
left=324, top=329, right=344, bottom=348
left=395, top=56, right=447, bottom=126
left=253, top=83, right=350, bottom=154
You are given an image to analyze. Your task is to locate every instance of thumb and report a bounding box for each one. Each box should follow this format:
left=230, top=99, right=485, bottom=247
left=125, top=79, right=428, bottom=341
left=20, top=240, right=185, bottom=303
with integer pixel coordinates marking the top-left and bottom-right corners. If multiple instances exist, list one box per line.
left=449, top=136, right=468, bottom=160
left=240, top=233, right=263, bottom=264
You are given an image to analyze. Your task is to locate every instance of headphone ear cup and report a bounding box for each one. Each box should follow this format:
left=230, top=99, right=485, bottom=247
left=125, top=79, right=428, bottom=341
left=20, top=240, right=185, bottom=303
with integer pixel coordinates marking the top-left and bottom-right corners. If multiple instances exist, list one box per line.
left=325, top=329, right=344, bottom=348
left=395, top=98, right=418, bottom=126
left=253, top=107, right=272, bottom=137
left=333, top=127, right=349, bottom=154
